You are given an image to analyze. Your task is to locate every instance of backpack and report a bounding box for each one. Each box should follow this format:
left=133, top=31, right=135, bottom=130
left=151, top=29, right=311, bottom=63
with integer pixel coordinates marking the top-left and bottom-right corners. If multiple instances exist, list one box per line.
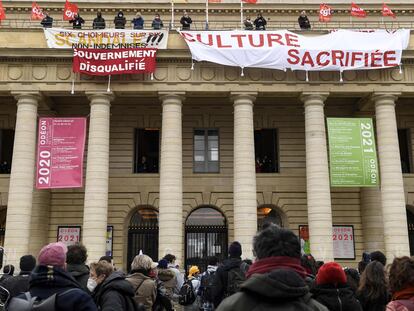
left=6, top=288, right=78, bottom=311
left=152, top=281, right=173, bottom=311
left=178, top=279, right=196, bottom=306
left=226, top=266, right=246, bottom=297
left=200, top=270, right=215, bottom=304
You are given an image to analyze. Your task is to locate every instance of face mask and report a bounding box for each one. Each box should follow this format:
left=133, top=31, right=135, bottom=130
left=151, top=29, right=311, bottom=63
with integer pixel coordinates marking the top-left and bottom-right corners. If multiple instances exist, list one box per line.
left=87, top=278, right=98, bottom=292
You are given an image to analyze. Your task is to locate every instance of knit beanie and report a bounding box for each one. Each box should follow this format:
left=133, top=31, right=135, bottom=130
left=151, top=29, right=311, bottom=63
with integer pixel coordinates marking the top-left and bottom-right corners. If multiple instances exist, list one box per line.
left=38, top=242, right=67, bottom=268
left=228, top=241, right=242, bottom=258
left=316, top=262, right=347, bottom=286
left=20, top=255, right=36, bottom=272
left=158, top=259, right=168, bottom=269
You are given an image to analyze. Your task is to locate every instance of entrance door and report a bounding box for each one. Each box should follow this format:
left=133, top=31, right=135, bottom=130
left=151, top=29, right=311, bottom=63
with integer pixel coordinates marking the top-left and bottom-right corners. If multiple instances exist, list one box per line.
left=127, top=208, right=159, bottom=271
left=185, top=207, right=228, bottom=272
left=407, top=209, right=414, bottom=256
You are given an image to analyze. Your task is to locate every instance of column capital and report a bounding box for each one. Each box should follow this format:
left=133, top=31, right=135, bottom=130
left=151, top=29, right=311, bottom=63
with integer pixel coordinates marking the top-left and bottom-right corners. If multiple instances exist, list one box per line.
left=231, top=92, right=257, bottom=106
left=372, top=92, right=400, bottom=107
left=12, top=91, right=42, bottom=106
left=86, top=92, right=114, bottom=106
left=300, top=92, right=329, bottom=107
left=159, top=92, right=185, bottom=106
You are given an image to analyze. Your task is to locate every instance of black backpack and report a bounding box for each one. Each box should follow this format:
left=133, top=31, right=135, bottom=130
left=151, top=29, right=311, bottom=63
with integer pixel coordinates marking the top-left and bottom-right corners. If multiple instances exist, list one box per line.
left=226, top=266, right=246, bottom=297
left=200, top=270, right=215, bottom=303
left=178, top=279, right=196, bottom=306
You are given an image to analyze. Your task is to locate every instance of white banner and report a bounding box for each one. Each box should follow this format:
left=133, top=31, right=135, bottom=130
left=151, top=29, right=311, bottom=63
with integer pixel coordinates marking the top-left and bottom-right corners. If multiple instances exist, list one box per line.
left=179, top=29, right=410, bottom=71
left=44, top=28, right=169, bottom=49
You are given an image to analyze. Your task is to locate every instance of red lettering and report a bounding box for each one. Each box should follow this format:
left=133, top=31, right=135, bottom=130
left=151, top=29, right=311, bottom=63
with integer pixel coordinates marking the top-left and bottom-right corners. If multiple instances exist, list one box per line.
left=351, top=52, right=363, bottom=66
left=301, top=51, right=315, bottom=67
left=181, top=32, right=195, bottom=42
left=332, top=50, right=345, bottom=66
left=383, top=50, right=398, bottom=67
left=248, top=34, right=264, bottom=48
left=370, top=50, right=382, bottom=67
left=230, top=34, right=246, bottom=48
left=196, top=34, right=213, bottom=46
left=266, top=33, right=284, bottom=47
left=287, top=49, right=300, bottom=65
left=285, top=33, right=300, bottom=48
left=216, top=35, right=232, bottom=48
left=316, top=51, right=330, bottom=66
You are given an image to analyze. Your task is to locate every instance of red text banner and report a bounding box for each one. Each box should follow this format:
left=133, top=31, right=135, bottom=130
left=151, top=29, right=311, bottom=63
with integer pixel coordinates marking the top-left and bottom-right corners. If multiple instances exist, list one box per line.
left=36, top=118, right=86, bottom=189
left=179, top=29, right=410, bottom=72
left=72, top=48, right=157, bottom=76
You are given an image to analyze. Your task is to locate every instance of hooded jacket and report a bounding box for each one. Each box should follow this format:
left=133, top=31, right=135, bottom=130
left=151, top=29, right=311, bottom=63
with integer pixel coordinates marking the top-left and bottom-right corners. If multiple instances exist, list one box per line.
left=114, top=12, right=126, bottom=29
left=67, top=263, right=90, bottom=291
left=126, top=271, right=157, bottom=310
left=2, top=271, right=31, bottom=298
left=298, top=15, right=311, bottom=29
left=93, top=271, right=137, bottom=311
left=311, top=284, right=362, bottom=311
left=93, top=13, right=106, bottom=29
left=157, top=268, right=177, bottom=299
left=216, top=269, right=328, bottom=311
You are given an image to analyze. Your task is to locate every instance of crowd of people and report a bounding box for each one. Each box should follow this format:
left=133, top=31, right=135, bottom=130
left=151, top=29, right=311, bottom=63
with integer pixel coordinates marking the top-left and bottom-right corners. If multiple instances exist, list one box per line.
left=1, top=224, right=412, bottom=310
left=40, top=10, right=312, bottom=31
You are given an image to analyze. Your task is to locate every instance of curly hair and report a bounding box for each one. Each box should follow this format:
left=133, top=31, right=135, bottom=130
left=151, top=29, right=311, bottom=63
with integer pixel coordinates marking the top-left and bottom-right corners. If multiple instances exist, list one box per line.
left=90, top=261, right=113, bottom=279
left=357, top=261, right=388, bottom=300
left=389, top=256, right=414, bottom=294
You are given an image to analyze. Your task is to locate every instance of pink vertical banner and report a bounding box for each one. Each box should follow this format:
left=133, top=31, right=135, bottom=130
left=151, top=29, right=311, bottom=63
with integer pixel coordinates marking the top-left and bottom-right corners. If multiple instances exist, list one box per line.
left=36, top=117, right=87, bottom=189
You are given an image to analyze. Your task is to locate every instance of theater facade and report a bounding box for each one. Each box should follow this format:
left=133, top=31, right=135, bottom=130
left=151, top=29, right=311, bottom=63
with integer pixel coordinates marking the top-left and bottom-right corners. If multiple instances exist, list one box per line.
left=1, top=0, right=414, bottom=271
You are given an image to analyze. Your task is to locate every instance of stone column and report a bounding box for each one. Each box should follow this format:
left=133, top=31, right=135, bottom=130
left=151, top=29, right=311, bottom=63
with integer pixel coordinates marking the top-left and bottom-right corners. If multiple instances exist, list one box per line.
left=158, top=93, right=184, bottom=265
left=83, top=92, right=113, bottom=262
left=4, top=92, right=40, bottom=267
left=232, top=93, right=257, bottom=259
left=301, top=93, right=334, bottom=262
left=360, top=187, right=385, bottom=253
left=374, top=93, right=410, bottom=259
left=29, top=189, right=51, bottom=255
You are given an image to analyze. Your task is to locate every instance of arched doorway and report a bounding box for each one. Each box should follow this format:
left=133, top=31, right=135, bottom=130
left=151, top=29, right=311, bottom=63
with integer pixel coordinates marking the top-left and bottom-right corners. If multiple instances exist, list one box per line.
left=257, top=206, right=284, bottom=230
left=407, top=207, right=414, bottom=256
left=185, top=206, right=228, bottom=272
left=127, top=207, right=159, bottom=271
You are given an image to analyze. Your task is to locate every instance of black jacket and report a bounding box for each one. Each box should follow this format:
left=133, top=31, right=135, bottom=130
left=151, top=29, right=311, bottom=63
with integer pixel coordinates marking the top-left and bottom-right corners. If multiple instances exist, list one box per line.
left=253, top=16, right=267, bottom=30
left=216, top=269, right=328, bottom=311
left=40, top=15, right=53, bottom=28
left=311, top=284, right=363, bottom=311
left=2, top=272, right=31, bottom=298
left=114, top=14, right=127, bottom=29
left=93, top=271, right=137, bottom=311
left=298, top=16, right=311, bottom=29
left=356, top=289, right=390, bottom=311
left=93, top=16, right=106, bottom=29
left=67, top=264, right=90, bottom=292
left=70, top=16, right=85, bottom=29
left=212, top=257, right=243, bottom=307
left=180, top=16, right=192, bottom=30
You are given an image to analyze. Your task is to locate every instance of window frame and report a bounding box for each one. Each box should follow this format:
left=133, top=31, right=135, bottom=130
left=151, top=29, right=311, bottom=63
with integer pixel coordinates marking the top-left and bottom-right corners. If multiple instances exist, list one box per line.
left=133, top=128, right=161, bottom=174
left=193, top=128, right=220, bottom=174
left=254, top=128, right=280, bottom=174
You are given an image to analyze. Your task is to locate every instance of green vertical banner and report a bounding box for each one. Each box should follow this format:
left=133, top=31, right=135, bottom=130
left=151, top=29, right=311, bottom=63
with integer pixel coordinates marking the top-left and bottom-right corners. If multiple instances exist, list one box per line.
left=327, top=118, right=379, bottom=187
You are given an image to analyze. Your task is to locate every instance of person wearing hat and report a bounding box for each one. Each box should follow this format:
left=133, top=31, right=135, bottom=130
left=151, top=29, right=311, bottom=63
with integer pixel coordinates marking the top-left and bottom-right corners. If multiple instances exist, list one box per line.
left=1, top=255, right=36, bottom=298
left=157, top=259, right=177, bottom=300
left=184, top=266, right=201, bottom=311
left=9, top=242, right=97, bottom=311
left=311, top=262, right=362, bottom=311
left=126, top=254, right=157, bottom=310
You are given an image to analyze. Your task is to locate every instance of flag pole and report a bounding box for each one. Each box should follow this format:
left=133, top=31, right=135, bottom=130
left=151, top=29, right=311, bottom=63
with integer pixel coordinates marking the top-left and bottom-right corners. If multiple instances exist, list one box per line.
left=205, top=0, right=209, bottom=30
left=240, top=0, right=243, bottom=30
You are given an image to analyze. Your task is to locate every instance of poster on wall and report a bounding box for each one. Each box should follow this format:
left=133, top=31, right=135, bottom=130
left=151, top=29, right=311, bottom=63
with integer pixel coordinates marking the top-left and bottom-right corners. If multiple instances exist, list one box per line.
left=57, top=226, right=81, bottom=246
left=36, top=118, right=87, bottom=189
left=299, top=225, right=311, bottom=255
left=106, top=226, right=113, bottom=257
left=327, top=118, right=379, bottom=187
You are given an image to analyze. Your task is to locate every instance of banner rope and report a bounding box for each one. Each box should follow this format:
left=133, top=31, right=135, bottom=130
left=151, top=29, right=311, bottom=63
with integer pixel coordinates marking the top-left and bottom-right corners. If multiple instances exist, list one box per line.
left=107, top=75, right=111, bottom=93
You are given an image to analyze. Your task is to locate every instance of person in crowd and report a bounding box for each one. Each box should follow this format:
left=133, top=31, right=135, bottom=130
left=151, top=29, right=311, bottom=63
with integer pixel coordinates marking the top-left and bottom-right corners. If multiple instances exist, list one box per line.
left=90, top=260, right=138, bottom=311
left=244, top=16, right=254, bottom=30
left=212, top=241, right=248, bottom=308
left=253, top=13, right=267, bottom=30
left=180, top=11, right=192, bottom=30
left=370, top=251, right=387, bottom=266
left=157, top=259, right=177, bottom=300
left=301, top=254, right=317, bottom=287
left=163, top=254, right=184, bottom=296
left=152, top=259, right=175, bottom=310
left=344, top=267, right=360, bottom=294
left=216, top=224, right=328, bottom=311
left=126, top=254, right=157, bottom=310
left=93, top=11, right=106, bottom=29
left=1, top=255, right=35, bottom=298
left=311, top=262, right=362, bottom=311
left=183, top=266, right=201, bottom=311
left=40, top=12, right=53, bottom=28
left=131, top=12, right=144, bottom=30
left=199, top=257, right=219, bottom=311
left=0, top=264, right=14, bottom=283
left=358, top=252, right=371, bottom=274
left=66, top=244, right=89, bottom=291
left=386, top=256, right=414, bottom=310
left=240, top=259, right=252, bottom=274
left=152, top=14, right=164, bottom=30
left=298, top=10, right=311, bottom=30
left=7, top=242, right=97, bottom=311
left=114, top=11, right=127, bottom=29
left=356, top=261, right=390, bottom=311
left=99, top=255, right=117, bottom=270
left=69, top=13, right=85, bottom=29
left=316, top=261, right=324, bottom=273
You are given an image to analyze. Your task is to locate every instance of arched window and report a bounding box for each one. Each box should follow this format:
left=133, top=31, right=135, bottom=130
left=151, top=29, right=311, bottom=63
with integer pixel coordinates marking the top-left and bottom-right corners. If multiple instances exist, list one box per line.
left=258, top=206, right=283, bottom=230
left=186, top=207, right=226, bottom=226
left=129, top=208, right=158, bottom=228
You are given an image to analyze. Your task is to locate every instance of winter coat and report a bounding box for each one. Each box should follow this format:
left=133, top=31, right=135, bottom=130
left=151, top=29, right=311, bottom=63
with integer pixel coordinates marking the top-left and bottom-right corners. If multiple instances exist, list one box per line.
left=22, top=265, right=97, bottom=311
left=70, top=16, right=85, bottom=29
left=40, top=16, right=53, bottom=28
left=212, top=257, right=243, bottom=307
left=387, top=297, right=414, bottom=311
left=253, top=16, right=267, bottom=30
left=67, top=263, right=90, bottom=292
left=151, top=18, right=164, bottom=30
left=244, top=19, right=254, bottom=30
left=126, top=271, right=157, bottom=310
left=114, top=14, right=127, bottom=29
left=311, top=284, right=363, bottom=311
left=157, top=268, right=177, bottom=299
left=357, top=289, right=390, bottom=311
left=132, top=17, right=144, bottom=29
left=180, top=16, right=192, bottom=30
left=93, top=16, right=106, bottom=29
left=1, top=272, right=31, bottom=298
left=298, top=16, right=311, bottom=29
left=0, top=274, right=13, bottom=284
left=216, top=269, right=328, bottom=311
left=93, top=271, right=137, bottom=311
left=167, top=264, right=184, bottom=295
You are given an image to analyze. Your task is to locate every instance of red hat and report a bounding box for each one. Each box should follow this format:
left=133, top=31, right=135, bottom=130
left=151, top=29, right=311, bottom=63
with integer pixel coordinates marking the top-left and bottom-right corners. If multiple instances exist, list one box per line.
left=38, top=242, right=67, bottom=268
left=316, top=262, right=347, bottom=286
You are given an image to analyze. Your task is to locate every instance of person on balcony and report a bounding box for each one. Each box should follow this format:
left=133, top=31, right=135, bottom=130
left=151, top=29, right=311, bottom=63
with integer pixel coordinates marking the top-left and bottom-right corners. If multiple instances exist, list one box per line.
left=244, top=16, right=254, bottom=30
left=253, top=13, right=267, bottom=30
left=40, top=12, right=53, bottom=28
left=152, top=13, right=164, bottom=30
left=93, top=11, right=106, bottom=30
left=298, top=11, right=311, bottom=30
left=131, top=12, right=145, bottom=30
left=180, top=11, right=193, bottom=30
left=114, top=11, right=127, bottom=29
left=69, top=13, right=85, bottom=30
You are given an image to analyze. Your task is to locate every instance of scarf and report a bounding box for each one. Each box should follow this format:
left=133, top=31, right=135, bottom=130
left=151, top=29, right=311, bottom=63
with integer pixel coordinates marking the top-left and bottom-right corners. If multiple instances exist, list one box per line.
left=246, top=256, right=307, bottom=279
left=393, top=286, right=414, bottom=300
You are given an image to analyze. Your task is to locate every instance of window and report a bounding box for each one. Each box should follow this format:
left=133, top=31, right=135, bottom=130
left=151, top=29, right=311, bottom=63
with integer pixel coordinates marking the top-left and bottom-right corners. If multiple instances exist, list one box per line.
left=194, top=129, right=219, bottom=173
left=134, top=129, right=159, bottom=173
left=0, top=130, right=14, bottom=174
left=254, top=129, right=279, bottom=173
left=398, top=129, right=412, bottom=173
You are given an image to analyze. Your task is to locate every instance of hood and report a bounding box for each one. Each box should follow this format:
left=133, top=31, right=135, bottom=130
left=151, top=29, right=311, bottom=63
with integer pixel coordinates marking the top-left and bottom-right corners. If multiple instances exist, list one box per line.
left=158, top=269, right=175, bottom=282
left=223, top=258, right=242, bottom=271
left=97, top=271, right=134, bottom=299
left=66, top=264, right=89, bottom=278
left=118, top=12, right=124, bottom=17
left=207, top=265, right=218, bottom=273
left=241, top=268, right=309, bottom=300
left=30, top=265, right=81, bottom=290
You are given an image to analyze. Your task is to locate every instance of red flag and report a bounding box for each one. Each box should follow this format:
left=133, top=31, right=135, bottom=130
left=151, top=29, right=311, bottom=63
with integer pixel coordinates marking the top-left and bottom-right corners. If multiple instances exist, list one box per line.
left=0, top=1, right=6, bottom=21
left=319, top=3, right=332, bottom=22
left=382, top=3, right=396, bottom=19
left=31, top=2, right=45, bottom=20
left=63, top=0, right=78, bottom=21
left=242, top=0, right=258, bottom=4
left=208, top=0, right=221, bottom=3
left=350, top=2, right=367, bottom=18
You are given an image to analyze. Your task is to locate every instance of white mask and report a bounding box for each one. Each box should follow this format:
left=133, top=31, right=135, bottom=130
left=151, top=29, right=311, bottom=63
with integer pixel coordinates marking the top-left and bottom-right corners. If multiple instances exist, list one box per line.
left=87, top=278, right=98, bottom=292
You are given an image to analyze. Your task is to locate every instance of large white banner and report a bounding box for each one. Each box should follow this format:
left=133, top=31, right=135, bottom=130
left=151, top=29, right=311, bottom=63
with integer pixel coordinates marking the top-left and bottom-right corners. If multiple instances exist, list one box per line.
left=44, top=28, right=169, bottom=49
left=179, top=29, right=410, bottom=71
